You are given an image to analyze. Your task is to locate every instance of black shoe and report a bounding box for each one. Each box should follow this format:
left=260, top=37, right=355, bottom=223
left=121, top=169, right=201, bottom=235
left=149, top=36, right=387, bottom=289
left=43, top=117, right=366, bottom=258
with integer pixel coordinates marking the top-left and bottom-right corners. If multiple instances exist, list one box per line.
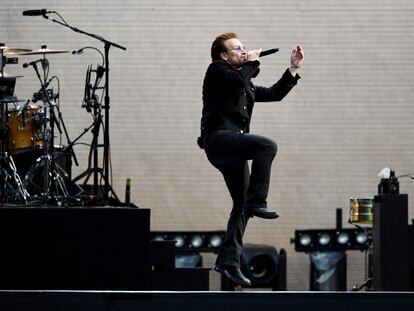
left=213, top=264, right=251, bottom=287
left=245, top=207, right=279, bottom=219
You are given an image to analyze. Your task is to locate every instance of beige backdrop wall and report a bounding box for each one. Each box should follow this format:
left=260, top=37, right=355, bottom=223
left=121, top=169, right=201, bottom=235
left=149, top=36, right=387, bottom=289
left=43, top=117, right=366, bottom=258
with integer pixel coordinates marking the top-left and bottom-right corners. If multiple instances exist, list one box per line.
left=1, top=0, right=414, bottom=290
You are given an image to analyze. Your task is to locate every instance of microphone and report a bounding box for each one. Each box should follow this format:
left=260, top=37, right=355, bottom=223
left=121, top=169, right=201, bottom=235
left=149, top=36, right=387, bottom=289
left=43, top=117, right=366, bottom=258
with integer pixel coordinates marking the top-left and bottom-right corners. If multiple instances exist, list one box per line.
left=18, top=99, right=31, bottom=116
left=72, top=48, right=84, bottom=55
left=96, top=66, right=105, bottom=79
left=259, top=48, right=279, bottom=57
left=22, top=59, right=43, bottom=68
left=22, top=9, right=51, bottom=16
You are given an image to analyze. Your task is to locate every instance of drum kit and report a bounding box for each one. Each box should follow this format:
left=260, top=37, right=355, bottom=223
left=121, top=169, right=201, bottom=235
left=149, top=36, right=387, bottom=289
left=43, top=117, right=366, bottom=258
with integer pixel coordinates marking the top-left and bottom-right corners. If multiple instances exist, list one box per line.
left=0, top=9, right=129, bottom=207
left=0, top=43, right=91, bottom=205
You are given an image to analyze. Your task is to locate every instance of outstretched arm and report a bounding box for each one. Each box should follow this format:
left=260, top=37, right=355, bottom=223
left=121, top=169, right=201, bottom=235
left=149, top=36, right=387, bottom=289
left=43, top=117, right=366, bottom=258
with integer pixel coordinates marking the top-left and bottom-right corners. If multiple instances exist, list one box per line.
left=255, top=45, right=304, bottom=102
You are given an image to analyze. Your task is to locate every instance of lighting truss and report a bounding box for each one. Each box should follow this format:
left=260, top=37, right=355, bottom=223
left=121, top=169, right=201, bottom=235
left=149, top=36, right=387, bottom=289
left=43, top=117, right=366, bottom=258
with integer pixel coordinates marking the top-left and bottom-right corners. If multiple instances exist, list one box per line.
left=292, top=228, right=371, bottom=252
left=151, top=231, right=226, bottom=252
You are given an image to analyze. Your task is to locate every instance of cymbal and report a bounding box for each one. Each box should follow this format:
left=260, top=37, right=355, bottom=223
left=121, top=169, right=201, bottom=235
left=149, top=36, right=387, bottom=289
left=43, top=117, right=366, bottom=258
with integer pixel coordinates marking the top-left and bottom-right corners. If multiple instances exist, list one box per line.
left=0, top=73, right=24, bottom=79
left=19, top=48, right=69, bottom=55
left=0, top=46, right=32, bottom=55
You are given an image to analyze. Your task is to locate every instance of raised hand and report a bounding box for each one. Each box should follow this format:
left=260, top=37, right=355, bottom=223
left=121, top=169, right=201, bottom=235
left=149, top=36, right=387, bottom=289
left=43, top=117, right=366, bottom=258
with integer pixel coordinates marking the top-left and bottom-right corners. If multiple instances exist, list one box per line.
left=290, top=45, right=304, bottom=68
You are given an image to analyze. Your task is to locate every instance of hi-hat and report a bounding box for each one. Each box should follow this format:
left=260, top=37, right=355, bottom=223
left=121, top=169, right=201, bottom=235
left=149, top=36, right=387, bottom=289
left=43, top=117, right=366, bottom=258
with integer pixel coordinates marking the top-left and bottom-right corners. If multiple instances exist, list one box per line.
left=0, top=46, right=32, bottom=55
left=19, top=48, right=69, bottom=55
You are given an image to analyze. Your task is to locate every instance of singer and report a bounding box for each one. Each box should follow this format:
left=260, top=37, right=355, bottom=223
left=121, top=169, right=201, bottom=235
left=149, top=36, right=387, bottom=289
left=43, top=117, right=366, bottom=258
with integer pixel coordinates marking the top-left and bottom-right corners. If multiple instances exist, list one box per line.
left=197, top=32, right=304, bottom=286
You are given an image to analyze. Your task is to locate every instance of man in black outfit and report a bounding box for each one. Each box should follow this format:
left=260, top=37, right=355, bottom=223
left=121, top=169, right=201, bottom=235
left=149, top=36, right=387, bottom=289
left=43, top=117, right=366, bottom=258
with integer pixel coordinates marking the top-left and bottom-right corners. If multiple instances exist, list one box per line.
left=198, top=32, right=304, bottom=286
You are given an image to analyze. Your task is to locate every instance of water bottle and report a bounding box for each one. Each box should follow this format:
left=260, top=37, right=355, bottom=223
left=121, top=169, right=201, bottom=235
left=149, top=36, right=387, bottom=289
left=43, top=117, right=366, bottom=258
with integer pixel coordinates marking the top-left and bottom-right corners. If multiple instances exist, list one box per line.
left=125, top=178, right=131, bottom=205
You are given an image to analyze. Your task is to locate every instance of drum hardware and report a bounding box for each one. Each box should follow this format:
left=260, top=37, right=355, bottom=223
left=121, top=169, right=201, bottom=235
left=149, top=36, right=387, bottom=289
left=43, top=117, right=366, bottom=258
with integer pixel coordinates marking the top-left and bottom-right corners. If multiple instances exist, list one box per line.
left=0, top=43, right=31, bottom=77
left=0, top=57, right=19, bottom=76
left=32, top=88, right=58, bottom=103
left=20, top=53, right=77, bottom=204
left=0, top=151, right=29, bottom=203
left=21, top=153, right=73, bottom=202
left=0, top=76, right=30, bottom=202
left=1, top=57, right=19, bottom=65
left=29, top=9, right=126, bottom=203
left=0, top=76, right=18, bottom=103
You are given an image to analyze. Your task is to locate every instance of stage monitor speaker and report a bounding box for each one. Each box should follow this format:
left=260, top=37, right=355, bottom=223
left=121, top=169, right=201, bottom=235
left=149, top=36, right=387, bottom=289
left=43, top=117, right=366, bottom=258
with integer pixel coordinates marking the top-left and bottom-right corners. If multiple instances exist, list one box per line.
left=373, top=194, right=409, bottom=291
left=220, top=244, right=286, bottom=291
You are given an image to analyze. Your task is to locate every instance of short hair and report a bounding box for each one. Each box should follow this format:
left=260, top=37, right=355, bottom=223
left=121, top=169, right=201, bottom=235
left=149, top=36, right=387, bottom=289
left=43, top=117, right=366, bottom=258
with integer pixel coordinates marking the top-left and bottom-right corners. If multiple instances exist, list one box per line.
left=211, top=32, right=238, bottom=61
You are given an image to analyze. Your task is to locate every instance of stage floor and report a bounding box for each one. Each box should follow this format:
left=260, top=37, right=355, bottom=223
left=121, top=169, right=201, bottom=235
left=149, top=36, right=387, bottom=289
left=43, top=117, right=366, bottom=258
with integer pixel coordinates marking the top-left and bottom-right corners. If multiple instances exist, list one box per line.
left=1, top=290, right=414, bottom=311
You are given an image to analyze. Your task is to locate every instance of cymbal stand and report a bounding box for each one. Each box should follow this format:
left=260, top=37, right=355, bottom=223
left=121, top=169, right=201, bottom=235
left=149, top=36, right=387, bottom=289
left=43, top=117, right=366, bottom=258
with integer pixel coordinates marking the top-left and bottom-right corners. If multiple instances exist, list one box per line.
left=1, top=49, right=30, bottom=203
left=41, top=11, right=126, bottom=204
left=0, top=99, right=29, bottom=203
left=0, top=152, right=29, bottom=203
left=32, top=73, right=81, bottom=196
left=22, top=60, right=68, bottom=203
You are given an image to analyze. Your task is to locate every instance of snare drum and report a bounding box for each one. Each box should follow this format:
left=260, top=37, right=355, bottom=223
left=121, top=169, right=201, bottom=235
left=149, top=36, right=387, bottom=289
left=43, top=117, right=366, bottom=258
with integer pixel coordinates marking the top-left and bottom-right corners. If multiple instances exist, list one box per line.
left=7, top=104, right=44, bottom=153
left=349, top=198, right=373, bottom=224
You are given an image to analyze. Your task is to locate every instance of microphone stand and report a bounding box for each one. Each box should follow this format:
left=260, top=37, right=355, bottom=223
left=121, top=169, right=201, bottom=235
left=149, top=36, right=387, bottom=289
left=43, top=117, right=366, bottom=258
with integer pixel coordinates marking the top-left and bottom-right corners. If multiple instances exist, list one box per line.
left=41, top=12, right=126, bottom=204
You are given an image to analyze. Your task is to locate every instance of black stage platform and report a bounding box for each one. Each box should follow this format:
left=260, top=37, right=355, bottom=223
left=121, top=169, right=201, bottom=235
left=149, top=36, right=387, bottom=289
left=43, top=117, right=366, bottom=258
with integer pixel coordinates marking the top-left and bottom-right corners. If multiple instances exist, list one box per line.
left=0, top=205, right=413, bottom=310
left=1, top=290, right=414, bottom=311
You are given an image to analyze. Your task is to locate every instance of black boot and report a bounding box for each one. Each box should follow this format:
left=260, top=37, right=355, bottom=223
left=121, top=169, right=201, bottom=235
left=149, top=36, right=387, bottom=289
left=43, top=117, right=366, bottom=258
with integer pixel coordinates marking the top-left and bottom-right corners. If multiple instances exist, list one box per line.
left=245, top=207, right=279, bottom=219
left=213, top=264, right=251, bottom=287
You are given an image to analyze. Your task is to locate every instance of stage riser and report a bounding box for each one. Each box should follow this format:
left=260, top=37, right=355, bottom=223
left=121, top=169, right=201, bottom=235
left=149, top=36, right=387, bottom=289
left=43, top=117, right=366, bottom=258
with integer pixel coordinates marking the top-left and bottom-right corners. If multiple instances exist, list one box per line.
left=0, top=207, right=150, bottom=290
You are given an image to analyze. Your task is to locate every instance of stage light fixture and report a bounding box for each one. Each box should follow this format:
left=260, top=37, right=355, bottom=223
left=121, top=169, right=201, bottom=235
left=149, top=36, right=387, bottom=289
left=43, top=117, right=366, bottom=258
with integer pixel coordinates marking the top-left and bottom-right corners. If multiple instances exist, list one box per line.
left=190, top=235, right=204, bottom=248
left=292, top=228, right=371, bottom=252
left=150, top=231, right=226, bottom=252
left=153, top=235, right=165, bottom=241
left=355, top=231, right=368, bottom=244
left=209, top=234, right=223, bottom=248
left=336, top=232, right=350, bottom=245
left=317, top=233, right=331, bottom=246
left=172, top=235, right=186, bottom=248
left=298, top=233, right=312, bottom=246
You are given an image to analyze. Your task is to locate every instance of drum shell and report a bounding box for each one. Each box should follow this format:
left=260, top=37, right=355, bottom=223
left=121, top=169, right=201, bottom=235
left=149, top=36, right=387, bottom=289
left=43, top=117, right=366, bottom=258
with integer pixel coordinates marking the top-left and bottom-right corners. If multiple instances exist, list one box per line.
left=7, top=105, right=44, bottom=153
left=349, top=198, right=373, bottom=224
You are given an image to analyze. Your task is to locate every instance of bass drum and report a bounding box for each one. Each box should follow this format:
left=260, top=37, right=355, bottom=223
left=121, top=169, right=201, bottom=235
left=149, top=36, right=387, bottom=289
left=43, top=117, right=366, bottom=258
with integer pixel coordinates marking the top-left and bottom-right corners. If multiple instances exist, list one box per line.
left=7, top=104, right=44, bottom=153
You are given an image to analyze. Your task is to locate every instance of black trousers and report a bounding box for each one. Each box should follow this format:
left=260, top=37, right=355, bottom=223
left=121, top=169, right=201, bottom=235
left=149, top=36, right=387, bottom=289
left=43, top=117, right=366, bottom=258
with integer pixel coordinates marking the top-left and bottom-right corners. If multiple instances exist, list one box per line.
left=203, top=130, right=277, bottom=267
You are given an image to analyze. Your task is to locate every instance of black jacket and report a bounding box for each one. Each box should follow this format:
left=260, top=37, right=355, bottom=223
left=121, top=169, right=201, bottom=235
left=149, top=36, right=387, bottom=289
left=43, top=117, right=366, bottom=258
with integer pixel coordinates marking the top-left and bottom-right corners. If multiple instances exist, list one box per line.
left=199, top=59, right=300, bottom=142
